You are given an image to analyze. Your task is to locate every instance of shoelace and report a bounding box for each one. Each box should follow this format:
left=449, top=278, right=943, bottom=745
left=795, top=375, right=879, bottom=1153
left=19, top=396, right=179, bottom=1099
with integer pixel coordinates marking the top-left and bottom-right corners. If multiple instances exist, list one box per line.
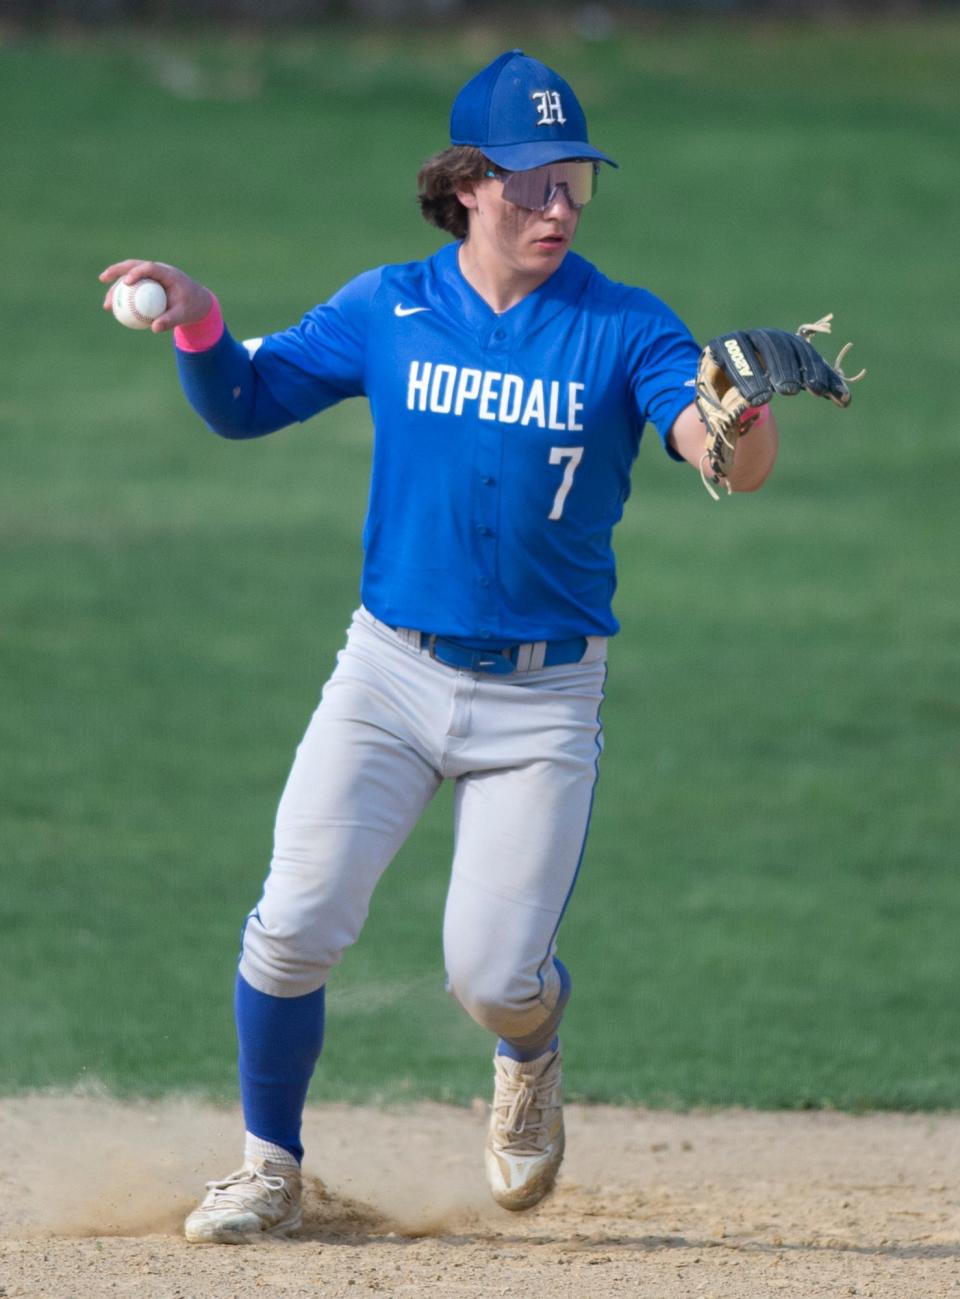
left=202, top=1166, right=287, bottom=1209
left=495, top=1067, right=558, bottom=1154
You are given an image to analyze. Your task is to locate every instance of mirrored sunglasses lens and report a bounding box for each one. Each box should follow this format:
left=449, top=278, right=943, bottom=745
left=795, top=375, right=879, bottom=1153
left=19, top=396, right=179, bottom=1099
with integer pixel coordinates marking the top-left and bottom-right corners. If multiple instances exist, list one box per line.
left=501, top=163, right=596, bottom=210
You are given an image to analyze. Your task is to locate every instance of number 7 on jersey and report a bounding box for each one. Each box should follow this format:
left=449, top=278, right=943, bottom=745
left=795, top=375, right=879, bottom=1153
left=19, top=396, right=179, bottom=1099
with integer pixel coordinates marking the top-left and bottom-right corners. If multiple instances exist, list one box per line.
left=548, top=446, right=584, bottom=520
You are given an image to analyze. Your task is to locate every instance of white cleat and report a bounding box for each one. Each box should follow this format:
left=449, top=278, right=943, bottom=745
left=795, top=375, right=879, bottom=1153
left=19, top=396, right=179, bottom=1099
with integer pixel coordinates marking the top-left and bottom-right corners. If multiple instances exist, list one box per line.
left=484, top=1047, right=565, bottom=1211
left=184, top=1158, right=302, bottom=1244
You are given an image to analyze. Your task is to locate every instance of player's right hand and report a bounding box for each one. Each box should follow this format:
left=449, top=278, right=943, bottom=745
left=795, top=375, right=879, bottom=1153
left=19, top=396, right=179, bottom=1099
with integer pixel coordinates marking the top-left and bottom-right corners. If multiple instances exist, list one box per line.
left=99, top=260, right=214, bottom=334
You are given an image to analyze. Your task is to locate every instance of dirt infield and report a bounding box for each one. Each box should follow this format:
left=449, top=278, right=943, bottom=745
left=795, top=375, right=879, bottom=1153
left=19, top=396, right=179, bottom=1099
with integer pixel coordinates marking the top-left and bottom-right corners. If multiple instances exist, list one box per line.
left=1, top=1097, right=958, bottom=1298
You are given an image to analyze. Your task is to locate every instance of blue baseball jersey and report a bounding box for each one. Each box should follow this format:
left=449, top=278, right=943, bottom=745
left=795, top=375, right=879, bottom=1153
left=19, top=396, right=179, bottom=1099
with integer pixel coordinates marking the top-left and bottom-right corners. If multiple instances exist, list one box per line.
left=192, top=242, right=700, bottom=643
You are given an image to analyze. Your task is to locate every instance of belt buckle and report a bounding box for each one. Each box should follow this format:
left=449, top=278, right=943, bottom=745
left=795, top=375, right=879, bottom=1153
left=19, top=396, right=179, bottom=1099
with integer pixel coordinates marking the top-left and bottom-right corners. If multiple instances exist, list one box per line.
left=425, top=634, right=516, bottom=674
left=475, top=646, right=516, bottom=674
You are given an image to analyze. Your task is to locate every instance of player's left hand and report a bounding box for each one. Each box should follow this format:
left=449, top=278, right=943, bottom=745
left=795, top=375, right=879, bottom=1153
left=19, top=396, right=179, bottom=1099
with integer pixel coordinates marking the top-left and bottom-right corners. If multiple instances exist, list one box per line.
left=695, top=312, right=865, bottom=498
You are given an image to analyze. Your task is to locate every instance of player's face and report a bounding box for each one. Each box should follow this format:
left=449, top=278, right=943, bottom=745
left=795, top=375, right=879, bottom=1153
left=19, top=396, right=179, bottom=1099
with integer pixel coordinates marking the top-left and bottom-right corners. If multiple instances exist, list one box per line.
left=468, top=174, right=581, bottom=278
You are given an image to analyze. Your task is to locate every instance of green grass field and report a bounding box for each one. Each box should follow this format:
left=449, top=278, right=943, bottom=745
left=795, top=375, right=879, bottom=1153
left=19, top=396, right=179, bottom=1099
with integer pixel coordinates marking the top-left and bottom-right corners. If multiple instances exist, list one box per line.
left=1, top=19, right=957, bottom=1109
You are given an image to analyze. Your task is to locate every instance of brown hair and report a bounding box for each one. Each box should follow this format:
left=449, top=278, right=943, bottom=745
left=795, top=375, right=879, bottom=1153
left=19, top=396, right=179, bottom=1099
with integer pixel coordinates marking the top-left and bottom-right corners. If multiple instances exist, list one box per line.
left=417, top=146, right=488, bottom=240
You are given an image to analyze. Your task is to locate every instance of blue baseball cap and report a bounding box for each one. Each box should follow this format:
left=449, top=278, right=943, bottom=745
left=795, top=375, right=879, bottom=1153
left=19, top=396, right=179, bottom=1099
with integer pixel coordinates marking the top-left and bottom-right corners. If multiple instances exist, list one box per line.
left=450, top=49, right=618, bottom=172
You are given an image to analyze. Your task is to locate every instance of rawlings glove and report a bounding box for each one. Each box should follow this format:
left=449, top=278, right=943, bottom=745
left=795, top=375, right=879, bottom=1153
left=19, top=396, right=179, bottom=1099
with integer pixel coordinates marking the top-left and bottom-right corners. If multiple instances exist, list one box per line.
left=695, top=313, right=865, bottom=499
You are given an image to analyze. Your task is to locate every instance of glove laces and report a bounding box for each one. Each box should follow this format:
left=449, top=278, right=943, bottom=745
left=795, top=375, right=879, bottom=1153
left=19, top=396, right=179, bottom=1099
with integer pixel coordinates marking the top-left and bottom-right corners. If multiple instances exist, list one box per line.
left=796, top=313, right=867, bottom=384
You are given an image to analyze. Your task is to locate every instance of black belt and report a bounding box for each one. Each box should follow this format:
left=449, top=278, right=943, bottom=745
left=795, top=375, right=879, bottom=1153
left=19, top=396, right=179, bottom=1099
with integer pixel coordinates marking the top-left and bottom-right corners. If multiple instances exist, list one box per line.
left=413, top=632, right=589, bottom=676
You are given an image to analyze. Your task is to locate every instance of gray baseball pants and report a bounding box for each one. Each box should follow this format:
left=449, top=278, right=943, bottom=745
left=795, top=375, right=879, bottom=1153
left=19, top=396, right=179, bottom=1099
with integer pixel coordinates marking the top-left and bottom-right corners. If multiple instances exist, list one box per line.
left=239, top=607, right=606, bottom=1045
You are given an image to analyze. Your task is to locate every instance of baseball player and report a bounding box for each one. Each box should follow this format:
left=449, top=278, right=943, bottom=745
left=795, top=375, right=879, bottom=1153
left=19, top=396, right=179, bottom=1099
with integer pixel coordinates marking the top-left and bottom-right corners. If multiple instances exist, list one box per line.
left=100, top=49, right=857, bottom=1244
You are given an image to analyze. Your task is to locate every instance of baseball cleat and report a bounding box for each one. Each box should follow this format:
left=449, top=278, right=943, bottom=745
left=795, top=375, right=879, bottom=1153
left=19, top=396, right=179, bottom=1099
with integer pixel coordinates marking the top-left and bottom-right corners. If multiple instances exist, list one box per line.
left=184, top=1158, right=302, bottom=1244
left=485, top=1046, right=565, bottom=1211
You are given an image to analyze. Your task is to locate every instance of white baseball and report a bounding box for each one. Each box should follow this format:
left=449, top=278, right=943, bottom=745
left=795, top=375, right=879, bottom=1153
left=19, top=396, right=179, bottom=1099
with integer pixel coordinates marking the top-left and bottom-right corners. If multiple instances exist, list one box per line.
left=112, top=278, right=167, bottom=330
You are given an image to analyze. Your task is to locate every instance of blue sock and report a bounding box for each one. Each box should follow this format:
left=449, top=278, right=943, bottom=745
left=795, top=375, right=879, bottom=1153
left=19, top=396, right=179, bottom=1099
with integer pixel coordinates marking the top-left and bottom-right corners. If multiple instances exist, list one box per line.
left=497, top=1034, right=559, bottom=1063
left=235, top=973, right=325, bottom=1164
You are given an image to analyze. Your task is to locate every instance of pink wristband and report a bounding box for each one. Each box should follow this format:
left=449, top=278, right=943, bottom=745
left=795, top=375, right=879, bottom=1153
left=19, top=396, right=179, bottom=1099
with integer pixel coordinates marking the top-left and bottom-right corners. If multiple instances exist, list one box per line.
left=174, top=294, right=224, bottom=352
left=741, top=403, right=771, bottom=429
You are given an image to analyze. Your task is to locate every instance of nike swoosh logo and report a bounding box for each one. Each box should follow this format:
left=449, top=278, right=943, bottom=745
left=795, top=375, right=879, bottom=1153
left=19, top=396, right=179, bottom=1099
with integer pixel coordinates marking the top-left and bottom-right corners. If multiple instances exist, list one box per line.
left=394, top=304, right=430, bottom=317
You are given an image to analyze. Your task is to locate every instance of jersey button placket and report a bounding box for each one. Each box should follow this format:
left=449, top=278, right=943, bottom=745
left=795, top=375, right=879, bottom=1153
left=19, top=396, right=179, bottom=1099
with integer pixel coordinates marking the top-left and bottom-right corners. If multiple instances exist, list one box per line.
left=474, top=326, right=508, bottom=628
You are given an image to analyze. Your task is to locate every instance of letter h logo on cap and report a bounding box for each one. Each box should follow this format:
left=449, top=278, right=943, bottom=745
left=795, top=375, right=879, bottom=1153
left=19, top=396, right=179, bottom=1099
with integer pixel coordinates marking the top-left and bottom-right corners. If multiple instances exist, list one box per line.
left=532, top=90, right=566, bottom=126
left=450, top=49, right=618, bottom=173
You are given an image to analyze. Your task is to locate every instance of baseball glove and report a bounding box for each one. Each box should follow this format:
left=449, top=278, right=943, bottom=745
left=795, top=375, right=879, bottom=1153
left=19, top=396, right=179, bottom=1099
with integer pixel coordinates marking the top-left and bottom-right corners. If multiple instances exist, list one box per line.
left=695, top=313, right=865, bottom=500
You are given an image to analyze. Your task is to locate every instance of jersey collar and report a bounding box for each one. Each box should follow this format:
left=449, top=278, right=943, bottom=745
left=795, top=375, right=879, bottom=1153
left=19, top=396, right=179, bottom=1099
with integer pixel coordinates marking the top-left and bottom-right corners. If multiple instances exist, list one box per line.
left=429, top=241, right=593, bottom=342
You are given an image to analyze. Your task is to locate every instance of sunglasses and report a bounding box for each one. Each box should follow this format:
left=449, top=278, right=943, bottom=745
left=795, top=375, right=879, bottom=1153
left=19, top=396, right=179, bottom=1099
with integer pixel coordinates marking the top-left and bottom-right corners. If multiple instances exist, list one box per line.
left=484, top=161, right=599, bottom=211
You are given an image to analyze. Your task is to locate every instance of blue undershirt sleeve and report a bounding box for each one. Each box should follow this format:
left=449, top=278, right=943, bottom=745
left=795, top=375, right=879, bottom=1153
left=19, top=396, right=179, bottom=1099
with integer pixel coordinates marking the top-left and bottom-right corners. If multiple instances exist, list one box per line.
left=175, top=328, right=298, bottom=440
left=175, top=267, right=383, bottom=438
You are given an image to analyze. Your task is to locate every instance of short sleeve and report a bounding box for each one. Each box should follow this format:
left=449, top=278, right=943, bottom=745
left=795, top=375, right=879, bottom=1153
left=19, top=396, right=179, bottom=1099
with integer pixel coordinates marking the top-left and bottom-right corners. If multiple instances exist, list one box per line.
left=251, top=267, right=384, bottom=422
left=621, top=289, right=700, bottom=462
